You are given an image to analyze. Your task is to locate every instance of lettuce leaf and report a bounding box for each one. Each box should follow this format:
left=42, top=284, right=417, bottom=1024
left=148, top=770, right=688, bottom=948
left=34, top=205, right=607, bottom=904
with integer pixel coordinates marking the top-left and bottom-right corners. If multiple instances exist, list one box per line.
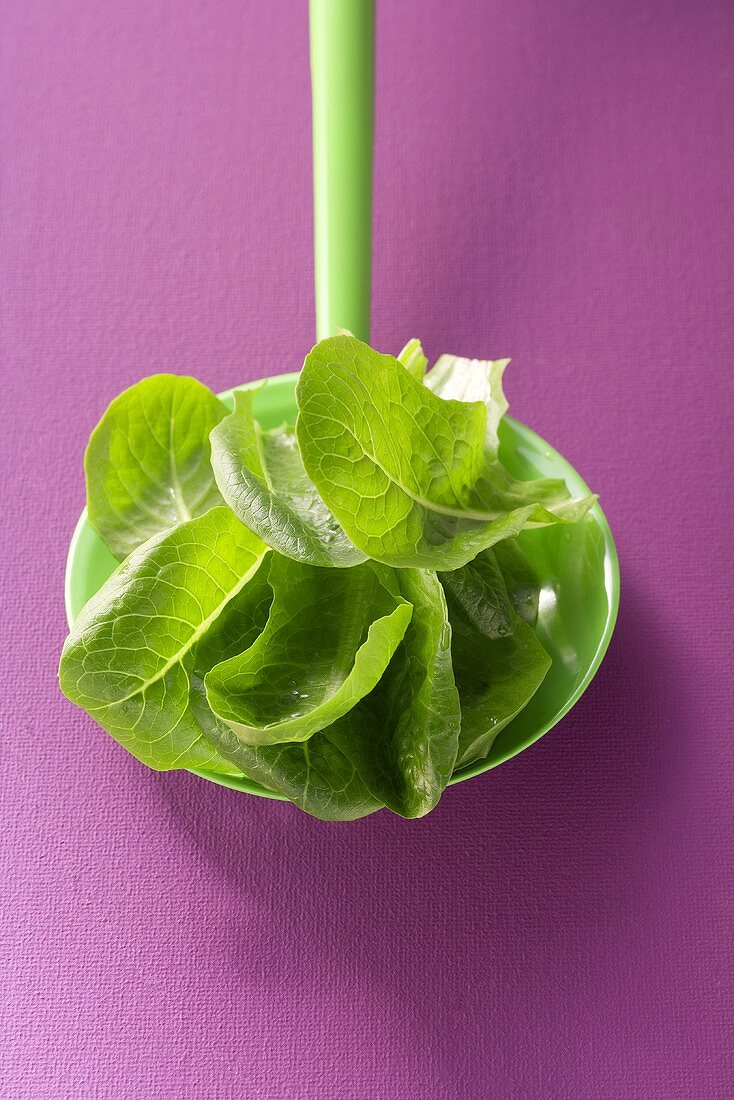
left=440, top=547, right=550, bottom=768
left=296, top=335, right=594, bottom=571
left=210, top=390, right=365, bottom=568
left=85, top=374, right=227, bottom=560
left=425, top=353, right=508, bottom=451
left=397, top=337, right=428, bottom=381
left=325, top=567, right=460, bottom=817
left=202, top=567, right=460, bottom=820
left=59, top=508, right=269, bottom=772
left=204, top=555, right=412, bottom=745
left=492, top=538, right=543, bottom=624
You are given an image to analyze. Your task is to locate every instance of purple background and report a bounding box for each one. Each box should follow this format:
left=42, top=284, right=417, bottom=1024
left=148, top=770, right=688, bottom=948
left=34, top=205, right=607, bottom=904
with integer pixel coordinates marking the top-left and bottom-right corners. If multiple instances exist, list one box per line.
left=2, top=1, right=732, bottom=1096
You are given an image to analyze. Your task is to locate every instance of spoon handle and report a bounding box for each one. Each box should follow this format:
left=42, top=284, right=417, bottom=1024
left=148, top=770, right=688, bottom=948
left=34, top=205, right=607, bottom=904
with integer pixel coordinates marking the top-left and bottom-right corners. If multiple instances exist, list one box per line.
left=309, top=0, right=375, bottom=342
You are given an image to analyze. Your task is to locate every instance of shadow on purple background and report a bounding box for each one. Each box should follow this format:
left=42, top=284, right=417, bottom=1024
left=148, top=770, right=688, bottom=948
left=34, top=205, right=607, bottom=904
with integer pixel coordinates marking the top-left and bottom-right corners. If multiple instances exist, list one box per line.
left=2, top=0, right=732, bottom=1096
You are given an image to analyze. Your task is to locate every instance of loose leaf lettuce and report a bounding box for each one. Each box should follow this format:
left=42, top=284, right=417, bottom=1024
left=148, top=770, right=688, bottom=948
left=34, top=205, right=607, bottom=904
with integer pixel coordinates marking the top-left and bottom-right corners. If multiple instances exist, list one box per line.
left=440, top=548, right=551, bottom=768
left=210, top=390, right=365, bottom=568
left=59, top=508, right=269, bottom=772
left=204, top=556, right=412, bottom=745
left=201, top=568, right=459, bottom=820
left=61, top=335, right=597, bottom=822
left=86, top=374, right=228, bottom=560
left=186, top=553, right=383, bottom=820
left=296, top=336, right=593, bottom=571
left=326, top=568, right=460, bottom=817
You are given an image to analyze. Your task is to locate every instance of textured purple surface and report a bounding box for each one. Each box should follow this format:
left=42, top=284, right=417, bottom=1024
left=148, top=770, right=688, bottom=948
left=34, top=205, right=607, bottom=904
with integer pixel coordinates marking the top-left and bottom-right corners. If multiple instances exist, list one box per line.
left=2, top=1, right=732, bottom=1096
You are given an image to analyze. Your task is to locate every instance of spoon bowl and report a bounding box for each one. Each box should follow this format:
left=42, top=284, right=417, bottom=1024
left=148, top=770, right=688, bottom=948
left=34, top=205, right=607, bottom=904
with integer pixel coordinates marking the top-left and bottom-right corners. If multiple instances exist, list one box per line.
left=65, top=371, right=620, bottom=800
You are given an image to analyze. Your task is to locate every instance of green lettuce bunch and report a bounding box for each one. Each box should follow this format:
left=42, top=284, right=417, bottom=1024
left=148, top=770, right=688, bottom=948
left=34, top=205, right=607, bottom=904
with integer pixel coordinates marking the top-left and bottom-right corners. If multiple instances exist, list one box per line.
left=59, top=336, right=593, bottom=820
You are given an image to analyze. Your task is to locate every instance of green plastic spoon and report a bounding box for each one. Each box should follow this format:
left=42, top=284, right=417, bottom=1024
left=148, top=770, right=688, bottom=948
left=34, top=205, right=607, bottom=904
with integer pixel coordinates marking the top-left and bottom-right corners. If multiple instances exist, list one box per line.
left=64, top=0, right=619, bottom=800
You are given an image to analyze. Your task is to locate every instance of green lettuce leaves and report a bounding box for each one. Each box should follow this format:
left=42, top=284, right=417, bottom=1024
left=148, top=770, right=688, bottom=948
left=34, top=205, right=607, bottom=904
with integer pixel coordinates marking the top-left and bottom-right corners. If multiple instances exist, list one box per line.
left=85, top=374, right=228, bottom=560
left=60, top=335, right=594, bottom=820
left=59, top=508, right=269, bottom=773
left=440, top=549, right=550, bottom=768
left=204, top=556, right=412, bottom=745
left=210, top=390, right=366, bottom=567
left=325, top=568, right=460, bottom=817
left=296, top=336, right=594, bottom=570
left=200, top=567, right=460, bottom=820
